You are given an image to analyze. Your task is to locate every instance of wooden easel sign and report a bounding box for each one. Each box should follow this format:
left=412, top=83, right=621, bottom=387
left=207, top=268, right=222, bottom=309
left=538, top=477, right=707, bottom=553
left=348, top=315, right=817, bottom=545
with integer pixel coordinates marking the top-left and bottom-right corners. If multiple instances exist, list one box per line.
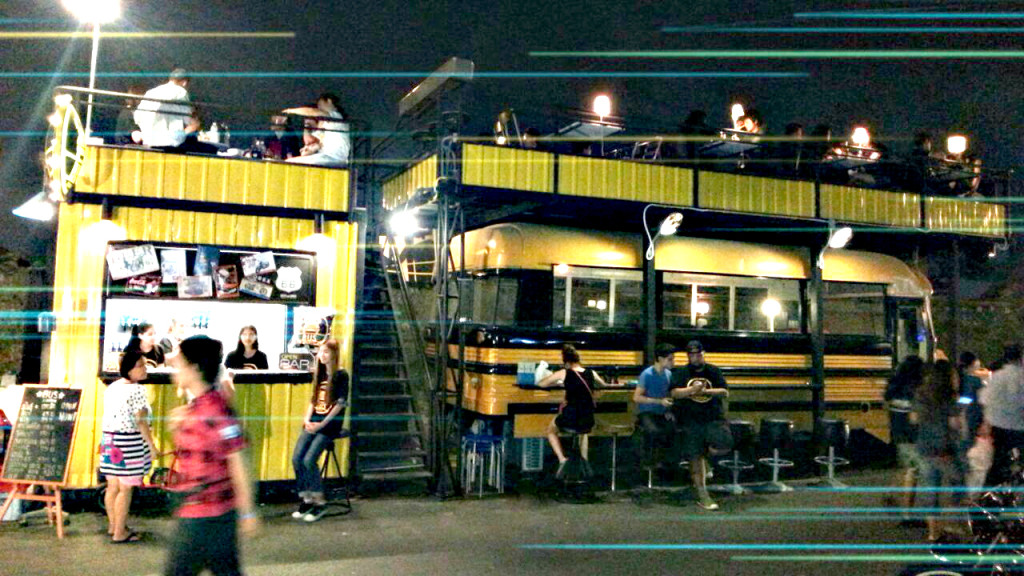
left=0, top=386, right=82, bottom=539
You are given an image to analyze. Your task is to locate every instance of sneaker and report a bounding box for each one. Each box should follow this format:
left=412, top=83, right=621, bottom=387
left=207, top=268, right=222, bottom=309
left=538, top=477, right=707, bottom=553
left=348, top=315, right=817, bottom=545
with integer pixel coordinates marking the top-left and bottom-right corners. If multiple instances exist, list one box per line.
left=302, top=505, right=327, bottom=523
left=291, top=502, right=313, bottom=519
left=696, top=494, right=719, bottom=511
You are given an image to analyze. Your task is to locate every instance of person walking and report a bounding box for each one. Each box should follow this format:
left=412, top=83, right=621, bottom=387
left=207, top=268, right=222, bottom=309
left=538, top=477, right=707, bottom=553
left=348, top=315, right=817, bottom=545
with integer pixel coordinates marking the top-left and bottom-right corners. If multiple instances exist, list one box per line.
left=983, top=344, right=1024, bottom=487
left=165, top=336, right=258, bottom=576
left=99, top=349, right=156, bottom=543
left=885, top=355, right=925, bottom=523
left=914, top=360, right=966, bottom=541
left=291, top=339, right=349, bottom=522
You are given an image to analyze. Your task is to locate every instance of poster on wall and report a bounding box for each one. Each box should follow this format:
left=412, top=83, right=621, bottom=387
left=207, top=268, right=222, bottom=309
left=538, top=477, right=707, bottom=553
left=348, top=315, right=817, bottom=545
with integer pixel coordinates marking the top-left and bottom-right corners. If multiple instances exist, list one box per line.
left=193, top=246, right=220, bottom=276
left=239, top=277, right=273, bottom=300
left=215, top=265, right=240, bottom=299
left=241, top=251, right=277, bottom=278
left=178, top=275, right=214, bottom=299
left=107, top=244, right=160, bottom=281
left=160, top=249, right=187, bottom=284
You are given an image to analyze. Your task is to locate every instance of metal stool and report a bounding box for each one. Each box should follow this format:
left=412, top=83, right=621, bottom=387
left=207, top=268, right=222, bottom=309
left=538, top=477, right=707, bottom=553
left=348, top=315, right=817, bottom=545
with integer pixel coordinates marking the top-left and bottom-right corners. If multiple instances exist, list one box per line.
left=461, top=434, right=505, bottom=497
left=757, top=418, right=795, bottom=492
left=320, top=432, right=352, bottom=514
left=814, top=418, right=850, bottom=488
left=711, top=420, right=756, bottom=495
left=604, top=423, right=634, bottom=492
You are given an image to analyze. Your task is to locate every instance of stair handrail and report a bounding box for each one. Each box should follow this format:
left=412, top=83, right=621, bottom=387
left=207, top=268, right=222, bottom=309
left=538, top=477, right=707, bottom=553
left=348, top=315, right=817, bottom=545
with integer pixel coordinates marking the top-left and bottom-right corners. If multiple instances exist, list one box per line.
left=381, top=235, right=435, bottom=397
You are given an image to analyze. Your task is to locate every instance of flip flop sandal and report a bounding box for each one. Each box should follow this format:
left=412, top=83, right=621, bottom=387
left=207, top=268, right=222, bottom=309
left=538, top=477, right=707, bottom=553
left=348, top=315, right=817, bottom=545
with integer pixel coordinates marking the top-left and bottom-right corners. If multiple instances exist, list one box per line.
left=111, top=531, right=142, bottom=544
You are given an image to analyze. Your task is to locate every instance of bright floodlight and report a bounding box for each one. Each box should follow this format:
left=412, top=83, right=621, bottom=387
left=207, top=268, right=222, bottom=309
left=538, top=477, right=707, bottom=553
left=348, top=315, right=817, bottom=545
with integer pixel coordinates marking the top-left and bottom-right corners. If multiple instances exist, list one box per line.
left=62, top=0, right=120, bottom=24
left=761, top=298, right=782, bottom=318
left=13, top=191, right=57, bottom=222
left=947, top=135, right=968, bottom=155
left=593, top=94, right=612, bottom=119
left=389, top=210, right=421, bottom=238
left=851, top=126, right=871, bottom=148
left=658, top=212, right=683, bottom=237
left=827, top=226, right=854, bottom=249
left=731, top=103, right=745, bottom=128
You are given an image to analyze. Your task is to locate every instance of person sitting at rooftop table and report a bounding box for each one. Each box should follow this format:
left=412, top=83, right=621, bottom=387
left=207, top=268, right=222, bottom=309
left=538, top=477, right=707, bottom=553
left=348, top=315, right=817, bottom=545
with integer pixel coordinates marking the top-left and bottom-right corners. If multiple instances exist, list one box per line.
left=287, top=93, right=351, bottom=167
left=133, top=68, right=219, bottom=155
left=264, top=115, right=302, bottom=160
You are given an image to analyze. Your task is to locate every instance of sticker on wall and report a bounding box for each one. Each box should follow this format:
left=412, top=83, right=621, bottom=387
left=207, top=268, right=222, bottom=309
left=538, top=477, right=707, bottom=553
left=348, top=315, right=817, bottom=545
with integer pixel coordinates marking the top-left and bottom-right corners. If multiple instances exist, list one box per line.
left=275, top=266, right=303, bottom=295
left=107, top=244, right=160, bottom=281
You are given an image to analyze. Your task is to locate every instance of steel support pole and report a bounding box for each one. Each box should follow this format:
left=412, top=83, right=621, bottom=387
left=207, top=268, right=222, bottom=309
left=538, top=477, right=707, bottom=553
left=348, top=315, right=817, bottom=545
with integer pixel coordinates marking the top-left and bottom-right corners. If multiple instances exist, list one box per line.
left=643, top=230, right=657, bottom=366
left=84, top=23, right=101, bottom=135
left=809, top=249, right=826, bottom=431
left=950, top=240, right=961, bottom=362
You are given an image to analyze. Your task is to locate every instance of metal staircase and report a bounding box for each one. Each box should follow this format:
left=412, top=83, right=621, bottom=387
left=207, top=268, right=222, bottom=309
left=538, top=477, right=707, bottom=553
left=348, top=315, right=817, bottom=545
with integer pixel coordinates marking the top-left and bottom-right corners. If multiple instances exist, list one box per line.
left=352, top=246, right=431, bottom=482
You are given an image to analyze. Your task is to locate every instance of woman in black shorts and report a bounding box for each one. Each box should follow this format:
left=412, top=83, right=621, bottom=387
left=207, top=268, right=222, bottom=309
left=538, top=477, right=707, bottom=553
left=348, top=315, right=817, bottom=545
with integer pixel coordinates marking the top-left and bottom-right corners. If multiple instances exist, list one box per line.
left=538, top=345, right=606, bottom=477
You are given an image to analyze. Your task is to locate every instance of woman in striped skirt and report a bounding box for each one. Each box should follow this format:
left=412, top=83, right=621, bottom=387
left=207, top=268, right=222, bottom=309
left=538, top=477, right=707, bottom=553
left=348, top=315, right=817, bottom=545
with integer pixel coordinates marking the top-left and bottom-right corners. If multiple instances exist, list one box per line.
left=100, top=349, right=157, bottom=543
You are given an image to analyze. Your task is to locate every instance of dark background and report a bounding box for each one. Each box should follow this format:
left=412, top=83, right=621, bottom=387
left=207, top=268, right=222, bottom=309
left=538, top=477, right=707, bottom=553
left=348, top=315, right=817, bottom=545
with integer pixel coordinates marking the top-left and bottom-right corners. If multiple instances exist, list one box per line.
left=1, top=0, right=1023, bottom=258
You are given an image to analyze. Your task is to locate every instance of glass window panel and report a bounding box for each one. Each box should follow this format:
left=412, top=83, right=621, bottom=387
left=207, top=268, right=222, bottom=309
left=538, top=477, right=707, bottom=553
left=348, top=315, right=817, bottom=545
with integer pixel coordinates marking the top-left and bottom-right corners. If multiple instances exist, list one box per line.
left=466, top=277, right=519, bottom=326
left=572, top=277, right=612, bottom=327
left=661, top=282, right=692, bottom=329
left=663, top=272, right=803, bottom=333
left=613, top=279, right=642, bottom=329
left=695, top=285, right=729, bottom=330
left=823, top=281, right=886, bottom=336
left=552, top=277, right=567, bottom=327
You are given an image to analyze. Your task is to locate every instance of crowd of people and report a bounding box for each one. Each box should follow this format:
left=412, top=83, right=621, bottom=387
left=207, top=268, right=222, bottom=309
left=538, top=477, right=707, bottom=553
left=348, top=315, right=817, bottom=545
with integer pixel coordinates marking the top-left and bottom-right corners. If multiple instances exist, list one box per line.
left=886, top=344, right=1024, bottom=542
left=115, top=68, right=351, bottom=166
left=497, top=105, right=991, bottom=198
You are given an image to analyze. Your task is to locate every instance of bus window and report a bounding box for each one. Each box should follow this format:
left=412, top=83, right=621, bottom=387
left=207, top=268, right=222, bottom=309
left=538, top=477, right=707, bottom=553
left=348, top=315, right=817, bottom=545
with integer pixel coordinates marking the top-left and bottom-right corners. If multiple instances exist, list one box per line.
left=823, top=281, right=886, bottom=337
left=462, top=275, right=519, bottom=325
left=552, top=266, right=643, bottom=328
left=662, top=272, right=802, bottom=333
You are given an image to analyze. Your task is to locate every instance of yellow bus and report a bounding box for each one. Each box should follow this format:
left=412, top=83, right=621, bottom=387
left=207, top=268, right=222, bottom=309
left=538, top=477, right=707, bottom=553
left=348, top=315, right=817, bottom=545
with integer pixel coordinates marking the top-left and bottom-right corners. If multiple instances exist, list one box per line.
left=435, top=222, right=932, bottom=444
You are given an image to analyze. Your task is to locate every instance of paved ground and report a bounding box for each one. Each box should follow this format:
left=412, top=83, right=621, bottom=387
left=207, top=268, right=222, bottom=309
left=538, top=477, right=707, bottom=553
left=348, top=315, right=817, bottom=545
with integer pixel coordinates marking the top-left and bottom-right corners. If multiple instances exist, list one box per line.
left=1, top=471, right=940, bottom=576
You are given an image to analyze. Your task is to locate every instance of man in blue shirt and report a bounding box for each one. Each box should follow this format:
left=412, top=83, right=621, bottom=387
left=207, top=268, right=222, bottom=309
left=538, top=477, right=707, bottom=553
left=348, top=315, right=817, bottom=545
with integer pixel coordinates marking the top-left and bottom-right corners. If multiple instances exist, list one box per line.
left=634, top=343, right=705, bottom=474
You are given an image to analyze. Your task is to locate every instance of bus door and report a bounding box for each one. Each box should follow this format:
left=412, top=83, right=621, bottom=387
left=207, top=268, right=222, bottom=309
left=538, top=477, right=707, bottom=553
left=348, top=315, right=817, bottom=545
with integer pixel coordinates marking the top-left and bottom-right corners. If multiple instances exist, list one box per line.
left=892, top=300, right=929, bottom=363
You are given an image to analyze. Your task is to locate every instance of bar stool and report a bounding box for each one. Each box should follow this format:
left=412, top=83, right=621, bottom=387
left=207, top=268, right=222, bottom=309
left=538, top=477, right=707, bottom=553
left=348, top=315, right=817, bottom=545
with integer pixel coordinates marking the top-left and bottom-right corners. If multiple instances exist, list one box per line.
left=711, top=420, right=756, bottom=495
left=461, top=434, right=505, bottom=497
left=604, top=422, right=634, bottom=492
left=814, top=418, right=850, bottom=488
left=757, top=418, right=795, bottom=492
left=320, top=431, right=352, bottom=514
left=557, top=427, right=594, bottom=483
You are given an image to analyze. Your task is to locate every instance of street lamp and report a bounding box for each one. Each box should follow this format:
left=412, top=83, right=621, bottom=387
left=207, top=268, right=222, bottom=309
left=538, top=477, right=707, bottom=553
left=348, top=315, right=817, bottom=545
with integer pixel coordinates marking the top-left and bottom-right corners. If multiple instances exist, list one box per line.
left=817, top=221, right=854, bottom=268
left=13, top=191, right=58, bottom=222
left=947, top=134, right=968, bottom=157
left=62, top=0, right=120, bottom=136
left=643, top=205, right=683, bottom=261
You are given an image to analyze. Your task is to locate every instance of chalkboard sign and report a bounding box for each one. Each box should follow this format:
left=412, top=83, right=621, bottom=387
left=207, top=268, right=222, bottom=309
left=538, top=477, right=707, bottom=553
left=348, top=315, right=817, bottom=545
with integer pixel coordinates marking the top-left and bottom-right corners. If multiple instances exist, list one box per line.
left=0, top=387, right=82, bottom=485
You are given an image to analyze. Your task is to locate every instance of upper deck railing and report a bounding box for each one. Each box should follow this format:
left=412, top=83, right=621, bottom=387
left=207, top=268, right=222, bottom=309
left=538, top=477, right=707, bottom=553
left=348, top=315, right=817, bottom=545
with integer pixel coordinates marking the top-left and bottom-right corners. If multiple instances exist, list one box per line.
left=383, top=142, right=1010, bottom=239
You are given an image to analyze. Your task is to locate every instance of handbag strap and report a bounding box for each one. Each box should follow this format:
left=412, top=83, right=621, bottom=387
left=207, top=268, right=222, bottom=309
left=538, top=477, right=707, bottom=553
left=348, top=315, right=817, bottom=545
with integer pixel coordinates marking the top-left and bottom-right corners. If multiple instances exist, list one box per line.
left=570, top=369, right=597, bottom=407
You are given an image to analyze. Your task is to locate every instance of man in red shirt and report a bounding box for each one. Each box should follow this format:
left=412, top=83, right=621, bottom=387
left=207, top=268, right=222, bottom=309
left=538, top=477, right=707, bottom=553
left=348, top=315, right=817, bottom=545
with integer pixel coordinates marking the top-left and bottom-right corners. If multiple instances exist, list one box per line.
left=166, top=336, right=259, bottom=576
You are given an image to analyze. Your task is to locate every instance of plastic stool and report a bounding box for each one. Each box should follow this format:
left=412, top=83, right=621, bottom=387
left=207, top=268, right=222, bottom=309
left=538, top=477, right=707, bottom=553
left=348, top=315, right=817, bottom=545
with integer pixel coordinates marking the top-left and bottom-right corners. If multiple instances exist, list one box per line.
left=320, top=432, right=352, bottom=514
left=461, top=434, right=505, bottom=497
left=711, top=420, right=756, bottom=495
left=757, top=419, right=795, bottom=492
left=814, top=418, right=850, bottom=488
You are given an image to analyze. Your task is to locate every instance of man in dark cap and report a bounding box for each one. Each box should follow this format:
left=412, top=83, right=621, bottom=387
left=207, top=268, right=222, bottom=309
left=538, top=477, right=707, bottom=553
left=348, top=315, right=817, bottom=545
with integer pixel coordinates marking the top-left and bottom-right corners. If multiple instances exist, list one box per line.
left=670, top=340, right=731, bottom=510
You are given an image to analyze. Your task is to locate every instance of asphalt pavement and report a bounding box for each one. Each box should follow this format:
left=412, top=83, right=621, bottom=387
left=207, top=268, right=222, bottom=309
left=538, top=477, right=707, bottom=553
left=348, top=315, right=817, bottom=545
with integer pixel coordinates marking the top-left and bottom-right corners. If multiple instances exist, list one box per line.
left=0, top=470, right=939, bottom=576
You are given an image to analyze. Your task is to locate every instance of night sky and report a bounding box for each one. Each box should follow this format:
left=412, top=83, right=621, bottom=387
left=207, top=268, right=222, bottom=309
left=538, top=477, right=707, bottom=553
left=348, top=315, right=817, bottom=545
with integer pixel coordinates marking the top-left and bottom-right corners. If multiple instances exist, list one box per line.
left=1, top=0, right=1022, bottom=256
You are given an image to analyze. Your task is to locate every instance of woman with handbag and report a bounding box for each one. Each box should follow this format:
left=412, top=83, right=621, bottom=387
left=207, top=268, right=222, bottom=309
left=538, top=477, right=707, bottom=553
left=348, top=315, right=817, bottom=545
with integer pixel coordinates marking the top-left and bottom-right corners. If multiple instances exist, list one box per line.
left=537, top=345, right=605, bottom=478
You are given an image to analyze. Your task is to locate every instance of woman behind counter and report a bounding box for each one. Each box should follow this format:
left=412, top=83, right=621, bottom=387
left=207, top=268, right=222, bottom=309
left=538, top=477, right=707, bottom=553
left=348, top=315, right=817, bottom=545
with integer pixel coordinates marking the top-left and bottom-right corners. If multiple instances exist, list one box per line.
left=100, top=349, right=156, bottom=543
left=224, top=325, right=269, bottom=370
left=129, top=322, right=165, bottom=368
left=291, top=338, right=349, bottom=522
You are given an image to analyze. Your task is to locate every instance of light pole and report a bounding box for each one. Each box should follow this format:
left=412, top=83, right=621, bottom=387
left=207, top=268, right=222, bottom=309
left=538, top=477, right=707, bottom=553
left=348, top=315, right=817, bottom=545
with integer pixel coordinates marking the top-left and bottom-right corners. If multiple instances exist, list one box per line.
left=641, top=204, right=683, bottom=364
left=61, top=0, right=120, bottom=135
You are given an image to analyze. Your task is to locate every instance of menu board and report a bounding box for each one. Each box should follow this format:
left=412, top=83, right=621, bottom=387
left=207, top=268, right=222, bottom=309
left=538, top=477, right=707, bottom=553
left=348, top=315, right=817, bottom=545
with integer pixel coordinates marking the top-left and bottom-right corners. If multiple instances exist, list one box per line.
left=0, top=387, right=81, bottom=484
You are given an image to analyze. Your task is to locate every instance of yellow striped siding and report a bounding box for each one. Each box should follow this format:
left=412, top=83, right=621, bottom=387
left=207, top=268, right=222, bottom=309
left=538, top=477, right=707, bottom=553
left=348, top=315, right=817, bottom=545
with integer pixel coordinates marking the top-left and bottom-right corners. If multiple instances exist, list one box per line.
left=53, top=203, right=359, bottom=487
left=925, top=196, right=1007, bottom=237
left=514, top=413, right=634, bottom=438
left=557, top=156, right=694, bottom=206
left=461, top=144, right=555, bottom=193
left=820, top=184, right=920, bottom=229
left=450, top=345, right=641, bottom=367
left=76, top=145, right=349, bottom=212
left=699, top=172, right=815, bottom=218
left=824, top=377, right=887, bottom=402
left=824, top=355, right=892, bottom=370
left=382, top=155, right=438, bottom=211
